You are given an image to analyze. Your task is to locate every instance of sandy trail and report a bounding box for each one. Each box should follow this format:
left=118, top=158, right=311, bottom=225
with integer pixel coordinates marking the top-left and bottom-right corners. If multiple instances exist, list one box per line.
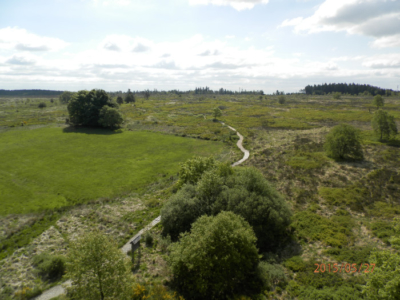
left=31, top=123, right=248, bottom=300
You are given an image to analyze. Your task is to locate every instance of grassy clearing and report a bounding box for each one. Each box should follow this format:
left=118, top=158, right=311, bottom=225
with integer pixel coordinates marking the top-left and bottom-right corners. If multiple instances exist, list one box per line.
left=0, top=127, right=227, bottom=215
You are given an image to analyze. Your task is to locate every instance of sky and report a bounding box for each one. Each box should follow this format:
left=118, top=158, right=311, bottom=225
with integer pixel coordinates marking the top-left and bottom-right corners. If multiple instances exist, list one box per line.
left=0, top=0, right=399, bottom=93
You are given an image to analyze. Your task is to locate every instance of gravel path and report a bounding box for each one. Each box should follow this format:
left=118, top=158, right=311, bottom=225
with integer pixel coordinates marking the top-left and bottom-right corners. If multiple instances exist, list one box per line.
left=31, top=124, right=248, bottom=300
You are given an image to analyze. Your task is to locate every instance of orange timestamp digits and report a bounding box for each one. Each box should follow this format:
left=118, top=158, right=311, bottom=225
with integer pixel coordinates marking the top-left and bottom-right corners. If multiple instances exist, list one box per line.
left=314, top=263, right=375, bottom=273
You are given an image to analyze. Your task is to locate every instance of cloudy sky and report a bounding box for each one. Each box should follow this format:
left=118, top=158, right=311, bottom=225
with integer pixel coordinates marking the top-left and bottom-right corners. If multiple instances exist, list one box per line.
left=0, top=0, right=399, bottom=93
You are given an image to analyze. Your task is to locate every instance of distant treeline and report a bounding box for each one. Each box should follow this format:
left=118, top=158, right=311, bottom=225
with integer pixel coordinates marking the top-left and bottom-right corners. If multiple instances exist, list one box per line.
left=0, top=89, right=64, bottom=97
left=305, top=83, right=393, bottom=96
left=194, top=86, right=264, bottom=95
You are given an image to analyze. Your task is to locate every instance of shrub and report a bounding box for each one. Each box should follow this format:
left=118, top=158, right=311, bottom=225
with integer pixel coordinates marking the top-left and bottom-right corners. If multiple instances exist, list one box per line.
left=125, top=89, right=135, bottom=103
left=144, top=231, right=153, bottom=247
left=324, top=124, right=363, bottom=160
left=98, top=105, right=123, bottom=129
left=278, top=95, right=286, bottom=104
left=32, top=252, right=66, bottom=281
left=256, top=262, right=287, bottom=291
left=175, top=156, right=218, bottom=189
left=168, top=212, right=261, bottom=300
left=284, top=256, right=306, bottom=272
left=332, top=92, right=341, bottom=100
left=38, top=102, right=47, bottom=109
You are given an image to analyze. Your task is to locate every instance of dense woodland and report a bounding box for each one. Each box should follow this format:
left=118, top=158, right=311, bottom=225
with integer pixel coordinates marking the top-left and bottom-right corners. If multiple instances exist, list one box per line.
left=305, top=83, right=394, bottom=96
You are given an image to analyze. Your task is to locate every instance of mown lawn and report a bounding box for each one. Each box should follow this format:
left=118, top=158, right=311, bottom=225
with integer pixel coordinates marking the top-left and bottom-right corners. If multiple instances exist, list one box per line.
left=0, top=127, right=227, bottom=215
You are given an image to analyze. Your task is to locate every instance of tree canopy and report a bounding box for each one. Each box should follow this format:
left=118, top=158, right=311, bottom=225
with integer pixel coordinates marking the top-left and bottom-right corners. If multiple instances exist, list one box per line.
left=371, top=110, right=398, bottom=141
left=66, top=230, right=132, bottom=300
left=67, top=89, right=121, bottom=128
left=168, top=211, right=260, bottom=300
left=324, top=124, right=364, bottom=160
left=162, top=161, right=292, bottom=251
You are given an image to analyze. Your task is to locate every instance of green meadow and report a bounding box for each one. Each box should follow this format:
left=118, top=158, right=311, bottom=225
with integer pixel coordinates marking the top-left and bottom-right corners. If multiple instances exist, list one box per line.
left=0, top=126, right=226, bottom=215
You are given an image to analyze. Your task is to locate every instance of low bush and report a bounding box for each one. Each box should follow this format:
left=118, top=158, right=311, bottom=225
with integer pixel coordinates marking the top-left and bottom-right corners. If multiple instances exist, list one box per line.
left=32, top=252, right=66, bottom=281
left=290, top=211, right=354, bottom=247
left=144, top=231, right=153, bottom=247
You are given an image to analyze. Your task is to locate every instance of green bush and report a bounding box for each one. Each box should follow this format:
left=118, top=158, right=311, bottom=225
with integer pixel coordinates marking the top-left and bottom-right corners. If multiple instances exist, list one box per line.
left=291, top=211, right=354, bottom=247
left=168, top=211, right=261, bottom=300
left=278, top=95, right=286, bottom=104
left=324, top=124, right=363, bottom=160
left=38, top=102, right=47, bottom=109
left=319, top=186, right=366, bottom=211
left=98, top=105, right=123, bottom=129
left=257, top=262, right=287, bottom=291
left=144, top=231, right=153, bottom=247
left=332, top=92, right=341, bottom=100
left=368, top=221, right=395, bottom=244
left=32, top=252, right=66, bottom=281
left=372, top=94, right=384, bottom=108
left=284, top=256, right=306, bottom=272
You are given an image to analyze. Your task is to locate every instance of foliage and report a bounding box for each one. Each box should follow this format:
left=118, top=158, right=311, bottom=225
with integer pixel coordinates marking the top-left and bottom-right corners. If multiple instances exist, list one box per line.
left=369, top=221, right=396, bottom=245
left=278, top=95, right=286, bottom=104
left=116, top=96, right=124, bottom=105
left=332, top=92, right=341, bottom=100
left=214, top=167, right=292, bottom=251
left=98, top=105, right=123, bottom=129
left=371, top=109, right=398, bottom=141
left=324, top=124, right=364, bottom=160
left=144, top=90, right=151, bottom=100
left=291, top=211, right=354, bottom=247
left=319, top=186, right=366, bottom=211
left=175, top=156, right=218, bottom=189
left=257, top=262, right=287, bottom=291
left=32, top=252, right=66, bottom=281
left=284, top=256, right=306, bottom=272
left=213, top=107, right=222, bottom=119
left=286, top=151, right=329, bottom=169
left=0, top=127, right=226, bottom=214
left=38, top=102, right=47, bottom=109
left=125, top=89, right=135, bottom=103
left=144, top=231, right=153, bottom=247
left=67, top=89, right=119, bottom=127
left=168, top=211, right=260, bottom=300
left=66, top=230, right=132, bottom=300
left=373, top=95, right=384, bottom=108
left=59, top=91, right=74, bottom=104
left=363, top=250, right=400, bottom=300
left=132, top=283, right=184, bottom=300
left=163, top=165, right=291, bottom=251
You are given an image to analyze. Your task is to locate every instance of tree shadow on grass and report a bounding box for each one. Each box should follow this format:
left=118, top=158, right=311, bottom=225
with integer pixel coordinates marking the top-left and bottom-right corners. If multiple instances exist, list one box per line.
left=62, top=126, right=123, bottom=135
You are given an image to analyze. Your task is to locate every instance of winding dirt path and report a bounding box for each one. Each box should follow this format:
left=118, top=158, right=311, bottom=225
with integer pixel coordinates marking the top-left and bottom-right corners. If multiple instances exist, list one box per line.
left=31, top=123, right=249, bottom=300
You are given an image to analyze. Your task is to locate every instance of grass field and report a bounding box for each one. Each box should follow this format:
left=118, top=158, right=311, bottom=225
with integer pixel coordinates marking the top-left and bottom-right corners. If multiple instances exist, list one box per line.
left=0, top=126, right=227, bottom=215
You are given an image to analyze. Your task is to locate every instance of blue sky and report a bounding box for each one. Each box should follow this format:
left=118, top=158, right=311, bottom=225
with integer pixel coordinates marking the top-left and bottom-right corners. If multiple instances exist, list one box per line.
left=0, top=0, right=399, bottom=93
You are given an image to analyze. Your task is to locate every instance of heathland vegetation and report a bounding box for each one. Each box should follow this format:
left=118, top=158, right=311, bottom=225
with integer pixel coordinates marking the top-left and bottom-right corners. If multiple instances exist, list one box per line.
left=0, top=86, right=399, bottom=299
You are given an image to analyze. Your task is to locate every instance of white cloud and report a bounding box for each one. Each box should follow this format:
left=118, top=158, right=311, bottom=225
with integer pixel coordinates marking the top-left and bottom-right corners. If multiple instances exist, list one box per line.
left=281, top=0, right=400, bottom=48
left=188, top=0, right=269, bottom=11
left=6, top=54, right=37, bottom=65
left=0, top=27, right=68, bottom=51
left=363, top=54, right=400, bottom=69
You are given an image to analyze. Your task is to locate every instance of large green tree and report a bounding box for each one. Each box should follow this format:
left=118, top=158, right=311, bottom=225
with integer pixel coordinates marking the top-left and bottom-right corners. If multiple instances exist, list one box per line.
left=168, top=211, right=260, bottom=300
left=65, top=230, right=132, bottom=300
left=372, top=110, right=398, bottom=141
left=67, top=89, right=120, bottom=127
left=324, top=124, right=364, bottom=160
